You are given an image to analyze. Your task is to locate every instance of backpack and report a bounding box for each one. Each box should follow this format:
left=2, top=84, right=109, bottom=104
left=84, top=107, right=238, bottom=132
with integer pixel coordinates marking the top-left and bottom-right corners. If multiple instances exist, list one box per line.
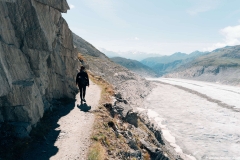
left=77, top=73, right=88, bottom=86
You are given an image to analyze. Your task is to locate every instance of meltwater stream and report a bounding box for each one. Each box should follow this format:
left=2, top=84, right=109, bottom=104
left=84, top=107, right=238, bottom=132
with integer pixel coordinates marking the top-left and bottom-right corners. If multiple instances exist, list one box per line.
left=142, top=78, right=240, bottom=160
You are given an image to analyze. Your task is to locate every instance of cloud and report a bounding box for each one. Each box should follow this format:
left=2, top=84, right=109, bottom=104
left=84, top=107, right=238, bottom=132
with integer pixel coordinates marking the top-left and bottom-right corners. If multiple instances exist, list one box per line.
left=135, top=37, right=139, bottom=41
left=82, top=0, right=128, bottom=27
left=187, top=0, right=219, bottom=15
left=187, top=6, right=214, bottom=15
left=69, top=4, right=75, bottom=9
left=227, top=9, right=240, bottom=18
left=203, top=24, right=240, bottom=51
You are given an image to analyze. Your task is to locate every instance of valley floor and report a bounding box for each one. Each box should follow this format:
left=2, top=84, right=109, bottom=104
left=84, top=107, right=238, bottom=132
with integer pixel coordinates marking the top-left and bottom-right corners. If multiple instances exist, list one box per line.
left=141, top=78, right=240, bottom=160
left=22, top=80, right=101, bottom=160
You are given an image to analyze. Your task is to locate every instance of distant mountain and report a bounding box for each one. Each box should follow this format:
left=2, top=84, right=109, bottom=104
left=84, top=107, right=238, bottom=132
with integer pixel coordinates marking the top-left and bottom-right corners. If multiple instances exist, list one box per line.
left=141, top=52, right=188, bottom=67
left=98, top=48, right=121, bottom=58
left=110, top=57, right=157, bottom=77
left=141, top=51, right=208, bottom=76
left=165, top=45, right=240, bottom=86
left=99, top=48, right=162, bottom=61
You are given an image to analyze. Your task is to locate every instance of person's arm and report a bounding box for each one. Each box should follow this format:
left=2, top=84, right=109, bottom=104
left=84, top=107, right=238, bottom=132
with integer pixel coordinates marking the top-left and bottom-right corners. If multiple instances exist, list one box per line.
left=86, top=72, right=89, bottom=86
left=76, top=73, right=79, bottom=86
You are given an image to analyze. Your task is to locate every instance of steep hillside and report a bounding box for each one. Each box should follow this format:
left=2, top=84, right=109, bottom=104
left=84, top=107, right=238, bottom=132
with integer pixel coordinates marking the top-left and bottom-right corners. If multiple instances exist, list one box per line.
left=73, top=34, right=153, bottom=108
left=110, top=57, right=157, bottom=77
left=141, top=51, right=207, bottom=76
left=151, top=59, right=184, bottom=76
left=72, top=34, right=183, bottom=159
left=0, top=0, right=78, bottom=137
left=72, top=33, right=107, bottom=59
left=165, top=45, right=240, bottom=86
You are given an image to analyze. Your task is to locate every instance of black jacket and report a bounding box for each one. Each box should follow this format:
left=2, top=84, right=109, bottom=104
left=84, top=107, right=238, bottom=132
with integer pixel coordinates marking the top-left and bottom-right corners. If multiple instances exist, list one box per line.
left=76, top=71, right=89, bottom=86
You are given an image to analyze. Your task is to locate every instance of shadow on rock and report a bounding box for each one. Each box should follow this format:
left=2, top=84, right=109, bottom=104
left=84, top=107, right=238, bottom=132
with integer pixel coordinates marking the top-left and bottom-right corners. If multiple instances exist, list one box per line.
left=19, top=99, right=75, bottom=160
left=77, top=103, right=91, bottom=112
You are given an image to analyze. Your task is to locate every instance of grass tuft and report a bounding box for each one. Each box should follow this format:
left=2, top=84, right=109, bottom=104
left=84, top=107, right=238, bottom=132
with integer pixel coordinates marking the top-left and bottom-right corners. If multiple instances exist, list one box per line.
left=78, top=53, right=86, bottom=61
left=88, top=142, right=106, bottom=160
left=143, top=152, right=151, bottom=160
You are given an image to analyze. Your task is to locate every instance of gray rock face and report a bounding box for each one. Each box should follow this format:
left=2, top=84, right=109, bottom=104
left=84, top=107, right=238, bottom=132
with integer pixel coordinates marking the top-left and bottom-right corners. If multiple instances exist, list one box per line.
left=113, top=100, right=138, bottom=127
left=35, top=0, right=69, bottom=13
left=0, top=0, right=78, bottom=137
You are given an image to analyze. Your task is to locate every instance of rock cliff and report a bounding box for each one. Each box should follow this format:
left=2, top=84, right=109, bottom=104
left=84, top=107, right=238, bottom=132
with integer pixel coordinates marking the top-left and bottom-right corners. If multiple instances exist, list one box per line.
left=0, top=0, right=78, bottom=137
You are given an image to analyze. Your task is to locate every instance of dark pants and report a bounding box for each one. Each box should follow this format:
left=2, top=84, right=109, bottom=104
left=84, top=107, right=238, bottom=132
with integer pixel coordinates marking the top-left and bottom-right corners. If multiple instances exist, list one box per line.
left=78, top=85, right=86, bottom=101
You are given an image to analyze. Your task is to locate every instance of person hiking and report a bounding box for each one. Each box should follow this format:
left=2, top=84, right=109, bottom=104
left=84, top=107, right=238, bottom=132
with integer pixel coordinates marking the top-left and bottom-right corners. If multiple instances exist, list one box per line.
left=76, top=66, right=89, bottom=103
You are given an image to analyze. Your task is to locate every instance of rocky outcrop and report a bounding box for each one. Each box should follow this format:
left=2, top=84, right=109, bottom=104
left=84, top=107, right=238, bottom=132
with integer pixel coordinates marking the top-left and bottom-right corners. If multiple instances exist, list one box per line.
left=0, top=0, right=78, bottom=137
left=102, top=94, right=174, bottom=160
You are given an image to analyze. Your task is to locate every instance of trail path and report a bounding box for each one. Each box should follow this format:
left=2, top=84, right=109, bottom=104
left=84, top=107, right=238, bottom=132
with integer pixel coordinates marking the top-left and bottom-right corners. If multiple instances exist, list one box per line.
left=22, top=79, right=101, bottom=160
left=50, top=80, right=101, bottom=160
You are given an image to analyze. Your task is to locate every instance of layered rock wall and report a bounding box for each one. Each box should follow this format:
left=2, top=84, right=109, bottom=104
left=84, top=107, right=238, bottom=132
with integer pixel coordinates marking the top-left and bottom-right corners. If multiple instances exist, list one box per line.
left=0, top=0, right=78, bottom=137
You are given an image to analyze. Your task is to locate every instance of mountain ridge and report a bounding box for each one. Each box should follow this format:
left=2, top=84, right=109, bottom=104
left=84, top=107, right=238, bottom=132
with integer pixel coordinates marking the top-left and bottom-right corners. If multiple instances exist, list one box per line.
left=141, top=51, right=208, bottom=76
left=110, top=57, right=157, bottom=77
left=99, top=48, right=163, bottom=61
left=165, top=45, right=240, bottom=86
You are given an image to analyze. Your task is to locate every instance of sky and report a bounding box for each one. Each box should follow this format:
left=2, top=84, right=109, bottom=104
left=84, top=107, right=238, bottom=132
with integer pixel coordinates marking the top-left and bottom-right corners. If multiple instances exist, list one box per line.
left=63, top=0, right=240, bottom=55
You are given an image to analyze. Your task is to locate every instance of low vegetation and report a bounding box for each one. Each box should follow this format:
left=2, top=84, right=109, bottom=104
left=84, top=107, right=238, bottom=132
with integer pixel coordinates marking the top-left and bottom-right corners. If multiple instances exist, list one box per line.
left=78, top=53, right=86, bottom=61
left=88, top=142, right=106, bottom=160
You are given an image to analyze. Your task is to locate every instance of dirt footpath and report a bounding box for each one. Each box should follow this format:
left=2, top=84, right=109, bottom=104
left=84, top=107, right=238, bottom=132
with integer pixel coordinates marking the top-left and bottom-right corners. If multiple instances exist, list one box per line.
left=50, top=80, right=101, bottom=160
left=22, top=80, right=101, bottom=160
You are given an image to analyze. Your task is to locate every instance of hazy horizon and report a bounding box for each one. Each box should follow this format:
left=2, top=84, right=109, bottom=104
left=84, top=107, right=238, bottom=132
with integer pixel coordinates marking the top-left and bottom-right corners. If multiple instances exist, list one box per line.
left=63, top=0, right=240, bottom=55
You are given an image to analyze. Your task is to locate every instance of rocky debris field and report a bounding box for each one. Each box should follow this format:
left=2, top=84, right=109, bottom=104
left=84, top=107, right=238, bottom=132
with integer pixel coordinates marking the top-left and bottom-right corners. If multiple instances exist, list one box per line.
left=91, top=91, right=175, bottom=160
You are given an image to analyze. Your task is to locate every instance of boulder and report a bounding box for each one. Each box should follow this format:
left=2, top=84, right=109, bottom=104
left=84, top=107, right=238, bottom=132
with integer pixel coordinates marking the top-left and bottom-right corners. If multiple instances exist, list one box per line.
left=112, top=95, right=139, bottom=127
left=114, top=101, right=132, bottom=118
left=125, top=110, right=138, bottom=128
left=127, top=139, right=139, bottom=150
left=129, top=150, right=142, bottom=159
